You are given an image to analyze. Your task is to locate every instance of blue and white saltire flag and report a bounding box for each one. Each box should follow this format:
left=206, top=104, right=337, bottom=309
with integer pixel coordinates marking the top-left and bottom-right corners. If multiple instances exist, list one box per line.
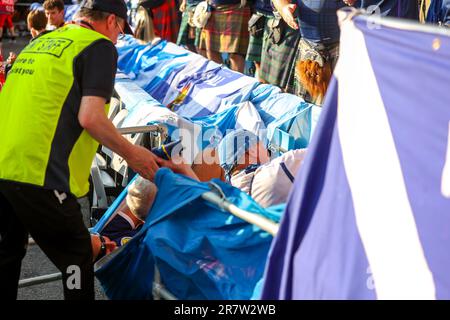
left=261, top=9, right=450, bottom=300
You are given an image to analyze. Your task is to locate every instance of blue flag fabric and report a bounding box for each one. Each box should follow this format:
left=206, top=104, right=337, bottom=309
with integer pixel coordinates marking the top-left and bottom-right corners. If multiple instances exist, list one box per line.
left=261, top=11, right=450, bottom=299
left=114, top=37, right=307, bottom=122
left=95, top=168, right=283, bottom=300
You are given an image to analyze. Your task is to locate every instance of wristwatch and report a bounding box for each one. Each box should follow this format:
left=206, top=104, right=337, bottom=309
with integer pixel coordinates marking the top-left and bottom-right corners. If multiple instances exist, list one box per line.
left=94, top=233, right=107, bottom=261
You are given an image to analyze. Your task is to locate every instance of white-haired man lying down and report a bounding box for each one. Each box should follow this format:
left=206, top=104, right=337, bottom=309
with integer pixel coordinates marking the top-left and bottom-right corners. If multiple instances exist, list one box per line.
left=91, top=176, right=157, bottom=262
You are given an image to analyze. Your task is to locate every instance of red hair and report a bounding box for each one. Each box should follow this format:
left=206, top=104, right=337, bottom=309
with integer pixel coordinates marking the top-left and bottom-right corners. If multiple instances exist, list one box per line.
left=297, top=59, right=332, bottom=104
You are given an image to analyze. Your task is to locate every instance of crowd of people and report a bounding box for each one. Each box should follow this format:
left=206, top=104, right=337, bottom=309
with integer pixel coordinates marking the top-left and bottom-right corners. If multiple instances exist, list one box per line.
left=116, top=0, right=449, bottom=105
left=172, top=0, right=447, bottom=104
left=1, top=0, right=450, bottom=100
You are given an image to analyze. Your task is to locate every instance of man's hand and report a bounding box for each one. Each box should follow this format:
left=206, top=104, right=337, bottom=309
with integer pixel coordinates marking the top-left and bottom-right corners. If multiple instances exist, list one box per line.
left=79, top=96, right=161, bottom=181
left=280, top=3, right=299, bottom=30
left=343, top=0, right=356, bottom=6
left=7, top=52, right=16, bottom=65
left=156, top=156, right=200, bottom=181
left=179, top=0, right=186, bottom=12
left=126, top=145, right=160, bottom=181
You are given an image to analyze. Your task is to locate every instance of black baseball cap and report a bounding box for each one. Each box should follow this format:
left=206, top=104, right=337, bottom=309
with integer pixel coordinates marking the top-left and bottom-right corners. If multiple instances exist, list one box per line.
left=80, top=0, right=133, bottom=34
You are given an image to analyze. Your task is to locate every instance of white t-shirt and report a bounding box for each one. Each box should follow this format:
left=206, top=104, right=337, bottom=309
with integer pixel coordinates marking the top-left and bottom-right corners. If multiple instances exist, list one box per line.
left=230, top=149, right=307, bottom=208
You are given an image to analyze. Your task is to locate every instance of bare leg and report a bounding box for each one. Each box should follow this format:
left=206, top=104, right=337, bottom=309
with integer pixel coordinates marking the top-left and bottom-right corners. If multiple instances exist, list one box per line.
left=254, top=62, right=261, bottom=81
left=185, top=43, right=196, bottom=53
left=0, top=27, right=4, bottom=48
left=229, top=53, right=245, bottom=73
left=197, top=48, right=207, bottom=58
left=207, top=50, right=223, bottom=65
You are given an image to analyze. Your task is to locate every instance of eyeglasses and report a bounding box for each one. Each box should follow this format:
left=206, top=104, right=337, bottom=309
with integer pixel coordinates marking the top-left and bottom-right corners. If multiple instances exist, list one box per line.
left=115, top=17, right=125, bottom=40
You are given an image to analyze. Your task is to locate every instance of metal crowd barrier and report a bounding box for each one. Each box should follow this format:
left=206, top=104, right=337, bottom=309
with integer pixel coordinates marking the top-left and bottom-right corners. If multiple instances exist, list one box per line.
left=18, top=270, right=177, bottom=300
left=18, top=272, right=62, bottom=288
left=202, top=191, right=279, bottom=236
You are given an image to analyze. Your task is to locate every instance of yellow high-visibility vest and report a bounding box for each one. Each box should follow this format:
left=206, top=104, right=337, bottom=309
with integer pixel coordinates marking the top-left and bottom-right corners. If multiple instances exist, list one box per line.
left=0, top=24, right=111, bottom=197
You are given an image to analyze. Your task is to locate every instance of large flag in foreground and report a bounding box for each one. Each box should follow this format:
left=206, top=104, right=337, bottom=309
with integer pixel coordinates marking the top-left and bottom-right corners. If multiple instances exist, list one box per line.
left=261, top=9, right=450, bottom=299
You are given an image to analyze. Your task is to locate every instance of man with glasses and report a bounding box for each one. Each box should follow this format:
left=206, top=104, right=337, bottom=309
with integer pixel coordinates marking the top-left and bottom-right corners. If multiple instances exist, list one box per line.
left=115, top=15, right=125, bottom=38
left=0, top=0, right=161, bottom=300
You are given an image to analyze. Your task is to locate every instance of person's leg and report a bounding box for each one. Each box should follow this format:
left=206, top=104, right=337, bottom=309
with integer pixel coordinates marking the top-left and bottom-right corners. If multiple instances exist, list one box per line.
left=197, top=48, right=207, bottom=58
left=0, top=182, right=94, bottom=300
left=245, top=32, right=263, bottom=78
left=0, top=189, right=28, bottom=300
left=229, top=53, right=245, bottom=73
left=176, top=11, right=195, bottom=51
left=194, top=26, right=207, bottom=57
left=8, top=27, right=16, bottom=41
left=253, top=62, right=261, bottom=78
left=207, top=50, right=223, bottom=65
left=0, top=15, right=6, bottom=45
left=5, top=15, right=15, bottom=41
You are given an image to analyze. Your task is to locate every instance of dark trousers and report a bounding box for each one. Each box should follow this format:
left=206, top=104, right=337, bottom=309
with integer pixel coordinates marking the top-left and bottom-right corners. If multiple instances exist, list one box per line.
left=0, top=181, right=94, bottom=300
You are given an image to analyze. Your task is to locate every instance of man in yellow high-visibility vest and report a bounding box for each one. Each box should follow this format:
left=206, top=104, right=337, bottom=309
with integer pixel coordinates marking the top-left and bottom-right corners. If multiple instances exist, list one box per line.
left=0, top=0, right=160, bottom=300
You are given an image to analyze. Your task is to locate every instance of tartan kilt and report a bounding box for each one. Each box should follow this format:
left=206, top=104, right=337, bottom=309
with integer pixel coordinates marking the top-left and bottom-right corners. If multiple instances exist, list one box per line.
left=246, top=33, right=264, bottom=63
left=293, top=38, right=340, bottom=104
left=259, top=17, right=300, bottom=90
left=176, top=9, right=202, bottom=47
left=200, top=4, right=251, bottom=55
left=152, top=0, right=180, bottom=43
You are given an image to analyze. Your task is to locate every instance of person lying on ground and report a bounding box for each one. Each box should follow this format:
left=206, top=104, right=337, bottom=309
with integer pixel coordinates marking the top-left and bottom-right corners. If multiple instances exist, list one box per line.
left=153, top=139, right=216, bottom=182
left=91, top=176, right=158, bottom=262
left=157, top=129, right=307, bottom=207
left=191, top=147, right=225, bottom=182
left=217, top=129, right=307, bottom=208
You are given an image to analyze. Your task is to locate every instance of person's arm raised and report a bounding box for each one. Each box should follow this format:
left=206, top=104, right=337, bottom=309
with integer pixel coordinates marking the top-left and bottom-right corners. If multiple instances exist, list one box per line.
left=78, top=96, right=160, bottom=181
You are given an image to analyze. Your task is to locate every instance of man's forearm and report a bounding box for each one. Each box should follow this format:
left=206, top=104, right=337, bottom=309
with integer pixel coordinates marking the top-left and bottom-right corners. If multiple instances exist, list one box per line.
left=78, top=96, right=134, bottom=159
left=79, top=97, right=160, bottom=181
left=271, top=0, right=299, bottom=29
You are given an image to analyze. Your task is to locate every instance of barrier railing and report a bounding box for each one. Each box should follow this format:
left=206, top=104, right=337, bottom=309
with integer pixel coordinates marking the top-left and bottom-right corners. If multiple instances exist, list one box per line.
left=19, top=272, right=62, bottom=288
left=202, top=191, right=279, bottom=236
